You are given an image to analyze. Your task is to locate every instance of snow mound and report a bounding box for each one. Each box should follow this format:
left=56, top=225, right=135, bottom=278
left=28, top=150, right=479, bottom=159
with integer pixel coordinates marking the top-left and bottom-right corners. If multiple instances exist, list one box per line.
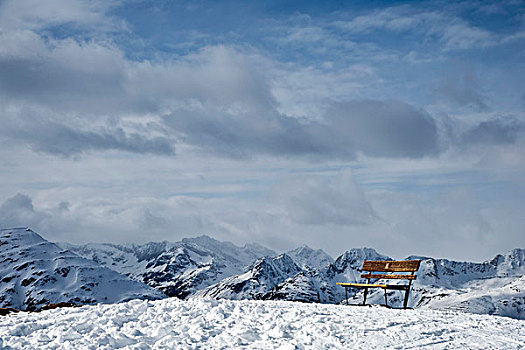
left=0, top=298, right=524, bottom=349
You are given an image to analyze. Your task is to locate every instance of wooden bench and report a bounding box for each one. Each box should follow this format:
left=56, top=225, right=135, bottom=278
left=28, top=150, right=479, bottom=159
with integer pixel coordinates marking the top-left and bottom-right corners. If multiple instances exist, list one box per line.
left=337, top=260, right=421, bottom=309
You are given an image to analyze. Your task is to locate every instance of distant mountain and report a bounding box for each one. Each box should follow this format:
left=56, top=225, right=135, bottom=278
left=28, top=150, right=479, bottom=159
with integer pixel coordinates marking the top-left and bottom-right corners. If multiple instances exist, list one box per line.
left=193, top=254, right=302, bottom=300
left=192, top=248, right=384, bottom=302
left=0, top=228, right=165, bottom=310
left=59, top=235, right=275, bottom=299
left=264, top=247, right=389, bottom=303
left=408, top=248, right=525, bottom=319
left=286, top=245, right=333, bottom=270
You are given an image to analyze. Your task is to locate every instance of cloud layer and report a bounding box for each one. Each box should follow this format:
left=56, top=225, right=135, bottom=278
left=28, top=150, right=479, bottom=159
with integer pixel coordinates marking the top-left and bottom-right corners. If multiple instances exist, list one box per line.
left=1, top=0, right=523, bottom=160
left=0, top=29, right=444, bottom=159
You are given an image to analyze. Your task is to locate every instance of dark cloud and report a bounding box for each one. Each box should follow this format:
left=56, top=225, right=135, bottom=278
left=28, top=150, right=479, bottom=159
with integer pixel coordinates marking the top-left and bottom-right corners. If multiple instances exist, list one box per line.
left=435, top=66, right=488, bottom=111
left=26, top=123, right=174, bottom=157
left=323, top=100, right=440, bottom=158
left=0, top=37, right=141, bottom=114
left=165, top=99, right=440, bottom=160
left=0, top=193, right=49, bottom=228
left=163, top=108, right=322, bottom=159
left=462, top=118, right=525, bottom=146
left=138, top=208, right=169, bottom=230
left=0, top=55, right=122, bottom=100
left=1, top=114, right=174, bottom=157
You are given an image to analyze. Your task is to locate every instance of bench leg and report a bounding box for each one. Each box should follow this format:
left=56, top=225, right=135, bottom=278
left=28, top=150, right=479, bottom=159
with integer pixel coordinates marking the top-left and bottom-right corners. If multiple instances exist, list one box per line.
left=403, top=277, right=414, bottom=309
left=362, top=287, right=368, bottom=306
left=403, top=287, right=410, bottom=309
left=384, top=289, right=388, bottom=307
left=345, top=287, right=348, bottom=305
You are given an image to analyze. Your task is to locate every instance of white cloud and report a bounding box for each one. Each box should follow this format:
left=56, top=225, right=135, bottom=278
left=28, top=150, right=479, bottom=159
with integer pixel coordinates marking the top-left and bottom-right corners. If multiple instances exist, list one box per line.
left=334, top=7, right=498, bottom=50
left=365, top=187, right=515, bottom=261
left=0, top=145, right=523, bottom=262
left=268, top=63, right=375, bottom=120
left=436, top=22, right=496, bottom=50
left=269, top=170, right=377, bottom=226
left=0, top=0, right=121, bottom=31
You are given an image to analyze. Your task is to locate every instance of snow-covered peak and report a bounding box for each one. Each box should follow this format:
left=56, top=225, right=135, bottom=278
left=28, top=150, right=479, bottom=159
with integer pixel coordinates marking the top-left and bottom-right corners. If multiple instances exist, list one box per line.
left=1, top=227, right=47, bottom=245
left=286, top=245, right=333, bottom=269
left=181, top=234, right=227, bottom=249
left=194, top=254, right=302, bottom=300
left=333, top=247, right=390, bottom=271
left=496, top=248, right=525, bottom=274
left=27, top=228, right=525, bottom=320
left=0, top=228, right=165, bottom=310
left=181, top=235, right=276, bottom=267
left=242, top=242, right=276, bottom=258
left=132, top=241, right=172, bottom=262
left=248, top=254, right=302, bottom=280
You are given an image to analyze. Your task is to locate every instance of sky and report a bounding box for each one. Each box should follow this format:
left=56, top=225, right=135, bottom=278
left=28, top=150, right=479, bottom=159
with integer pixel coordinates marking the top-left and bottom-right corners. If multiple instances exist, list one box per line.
left=0, top=0, right=524, bottom=261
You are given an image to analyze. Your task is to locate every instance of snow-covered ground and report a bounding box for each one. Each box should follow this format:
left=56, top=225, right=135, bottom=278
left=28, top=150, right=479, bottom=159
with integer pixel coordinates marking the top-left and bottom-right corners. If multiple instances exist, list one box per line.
left=1, top=298, right=523, bottom=349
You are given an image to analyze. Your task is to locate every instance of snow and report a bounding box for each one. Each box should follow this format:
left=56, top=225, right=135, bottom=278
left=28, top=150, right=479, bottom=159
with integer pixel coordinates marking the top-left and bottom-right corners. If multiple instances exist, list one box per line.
left=0, top=298, right=523, bottom=349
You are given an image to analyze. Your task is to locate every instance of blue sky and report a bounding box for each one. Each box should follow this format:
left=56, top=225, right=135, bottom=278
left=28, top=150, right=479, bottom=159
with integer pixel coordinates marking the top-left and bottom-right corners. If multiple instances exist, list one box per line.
left=0, top=0, right=524, bottom=260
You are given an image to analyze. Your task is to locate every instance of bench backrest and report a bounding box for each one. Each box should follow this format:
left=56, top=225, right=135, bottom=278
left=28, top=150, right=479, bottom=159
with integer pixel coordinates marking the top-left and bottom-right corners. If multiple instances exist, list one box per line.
left=361, top=260, right=421, bottom=281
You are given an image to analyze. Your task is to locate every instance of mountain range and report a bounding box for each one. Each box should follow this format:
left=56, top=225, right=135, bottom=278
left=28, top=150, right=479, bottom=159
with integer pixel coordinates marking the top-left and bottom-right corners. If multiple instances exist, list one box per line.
left=1, top=227, right=523, bottom=319
left=59, top=235, right=274, bottom=299
left=0, top=228, right=164, bottom=310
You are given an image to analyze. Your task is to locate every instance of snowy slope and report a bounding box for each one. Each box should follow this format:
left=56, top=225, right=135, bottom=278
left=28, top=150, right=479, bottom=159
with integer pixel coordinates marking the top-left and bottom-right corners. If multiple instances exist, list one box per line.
left=1, top=298, right=524, bottom=349
left=414, top=274, right=525, bottom=319
left=0, top=228, right=165, bottom=310
left=59, top=235, right=275, bottom=299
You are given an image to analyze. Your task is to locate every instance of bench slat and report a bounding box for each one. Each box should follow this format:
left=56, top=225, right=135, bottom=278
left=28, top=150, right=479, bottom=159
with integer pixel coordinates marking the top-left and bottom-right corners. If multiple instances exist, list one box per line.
left=381, top=284, right=410, bottom=290
left=362, top=260, right=420, bottom=272
left=360, top=273, right=417, bottom=280
left=336, top=282, right=409, bottom=290
left=336, top=282, right=387, bottom=288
